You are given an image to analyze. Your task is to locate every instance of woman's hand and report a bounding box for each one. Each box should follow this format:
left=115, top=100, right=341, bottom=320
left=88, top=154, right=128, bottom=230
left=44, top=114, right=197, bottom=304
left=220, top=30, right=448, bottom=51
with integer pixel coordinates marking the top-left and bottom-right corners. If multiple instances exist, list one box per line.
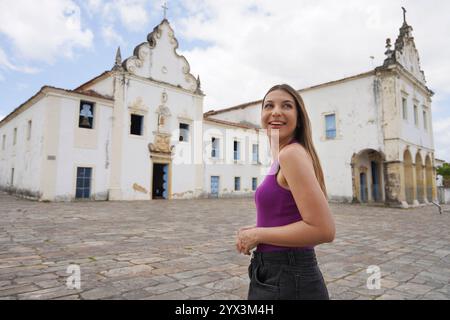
left=236, top=226, right=260, bottom=255
left=236, top=225, right=253, bottom=254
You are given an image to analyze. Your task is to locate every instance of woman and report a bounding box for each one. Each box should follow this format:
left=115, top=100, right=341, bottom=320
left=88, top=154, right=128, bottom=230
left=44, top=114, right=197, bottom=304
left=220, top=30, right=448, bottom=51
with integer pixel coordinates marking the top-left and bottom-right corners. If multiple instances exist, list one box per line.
left=236, top=84, right=335, bottom=300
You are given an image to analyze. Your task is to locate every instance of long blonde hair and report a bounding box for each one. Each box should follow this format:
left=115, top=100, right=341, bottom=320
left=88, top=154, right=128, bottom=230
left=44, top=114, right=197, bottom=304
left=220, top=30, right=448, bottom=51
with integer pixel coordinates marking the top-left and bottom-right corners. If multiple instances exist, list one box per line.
left=262, top=84, right=328, bottom=198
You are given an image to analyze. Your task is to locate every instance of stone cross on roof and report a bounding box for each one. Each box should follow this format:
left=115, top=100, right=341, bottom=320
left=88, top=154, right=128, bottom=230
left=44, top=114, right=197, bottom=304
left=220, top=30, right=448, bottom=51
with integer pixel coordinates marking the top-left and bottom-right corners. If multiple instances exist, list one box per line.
left=401, top=6, right=407, bottom=24
left=162, top=2, right=168, bottom=19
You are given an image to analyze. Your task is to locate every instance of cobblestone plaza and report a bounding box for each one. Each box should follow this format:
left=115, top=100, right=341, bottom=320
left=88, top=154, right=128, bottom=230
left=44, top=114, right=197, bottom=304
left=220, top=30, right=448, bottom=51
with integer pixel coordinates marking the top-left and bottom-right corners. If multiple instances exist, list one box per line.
left=1, top=193, right=449, bottom=300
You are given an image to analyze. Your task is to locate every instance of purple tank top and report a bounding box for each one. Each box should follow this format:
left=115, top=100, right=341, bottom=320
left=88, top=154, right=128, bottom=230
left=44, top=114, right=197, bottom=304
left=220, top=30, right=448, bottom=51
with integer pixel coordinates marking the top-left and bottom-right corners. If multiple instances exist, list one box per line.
left=254, top=138, right=313, bottom=252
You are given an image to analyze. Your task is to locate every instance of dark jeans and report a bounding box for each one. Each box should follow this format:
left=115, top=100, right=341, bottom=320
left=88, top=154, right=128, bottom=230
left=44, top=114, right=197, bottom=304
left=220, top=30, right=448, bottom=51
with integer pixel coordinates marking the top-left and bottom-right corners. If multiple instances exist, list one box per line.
left=247, top=249, right=329, bottom=300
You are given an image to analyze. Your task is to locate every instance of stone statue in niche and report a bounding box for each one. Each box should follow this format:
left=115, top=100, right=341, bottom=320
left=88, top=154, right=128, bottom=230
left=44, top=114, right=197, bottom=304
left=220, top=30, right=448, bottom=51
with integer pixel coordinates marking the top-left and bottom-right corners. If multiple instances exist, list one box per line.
left=158, top=114, right=165, bottom=127
left=156, top=91, right=170, bottom=133
left=156, top=105, right=171, bottom=133
left=150, top=90, right=173, bottom=156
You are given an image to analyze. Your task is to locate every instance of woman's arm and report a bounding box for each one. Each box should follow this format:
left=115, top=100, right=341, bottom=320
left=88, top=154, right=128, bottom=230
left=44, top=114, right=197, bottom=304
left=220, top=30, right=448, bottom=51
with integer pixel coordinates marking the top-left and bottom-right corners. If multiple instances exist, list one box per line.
left=237, top=144, right=335, bottom=254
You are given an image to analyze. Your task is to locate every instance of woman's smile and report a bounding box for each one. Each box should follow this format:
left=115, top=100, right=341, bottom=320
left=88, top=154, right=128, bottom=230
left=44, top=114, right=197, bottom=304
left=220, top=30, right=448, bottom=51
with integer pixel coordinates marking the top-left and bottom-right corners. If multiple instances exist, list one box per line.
left=268, top=121, right=287, bottom=129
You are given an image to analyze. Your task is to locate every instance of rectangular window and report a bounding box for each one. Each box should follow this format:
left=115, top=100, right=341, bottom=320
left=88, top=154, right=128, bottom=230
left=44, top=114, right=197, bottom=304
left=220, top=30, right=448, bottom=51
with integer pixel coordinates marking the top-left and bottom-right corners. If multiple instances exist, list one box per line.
left=211, top=137, right=219, bottom=158
left=325, top=114, right=336, bottom=139
left=402, top=98, right=408, bottom=120
left=414, top=105, right=418, bottom=126
left=423, top=111, right=428, bottom=130
left=252, top=177, right=257, bottom=191
left=179, top=123, right=189, bottom=142
left=79, top=101, right=95, bottom=129
left=2, top=134, right=5, bottom=150
left=76, top=167, right=92, bottom=199
left=11, top=168, right=14, bottom=186
left=27, top=120, right=32, bottom=140
left=252, top=144, right=259, bottom=163
left=13, top=128, right=17, bottom=145
left=234, top=177, right=241, bottom=191
left=234, top=140, right=240, bottom=160
left=130, top=114, right=143, bottom=135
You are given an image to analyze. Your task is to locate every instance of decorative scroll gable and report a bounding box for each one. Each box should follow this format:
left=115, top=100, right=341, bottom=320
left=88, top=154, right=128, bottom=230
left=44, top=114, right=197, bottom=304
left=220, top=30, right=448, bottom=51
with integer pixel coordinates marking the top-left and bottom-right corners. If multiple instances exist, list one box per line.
left=394, top=23, right=426, bottom=83
left=382, top=17, right=427, bottom=84
left=123, top=19, right=199, bottom=93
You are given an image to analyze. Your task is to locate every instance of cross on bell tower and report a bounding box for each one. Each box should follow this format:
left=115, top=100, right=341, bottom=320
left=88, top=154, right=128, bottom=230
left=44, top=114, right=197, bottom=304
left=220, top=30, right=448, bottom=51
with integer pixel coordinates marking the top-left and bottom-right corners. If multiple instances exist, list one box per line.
left=401, top=6, right=407, bottom=24
left=162, top=2, right=168, bottom=19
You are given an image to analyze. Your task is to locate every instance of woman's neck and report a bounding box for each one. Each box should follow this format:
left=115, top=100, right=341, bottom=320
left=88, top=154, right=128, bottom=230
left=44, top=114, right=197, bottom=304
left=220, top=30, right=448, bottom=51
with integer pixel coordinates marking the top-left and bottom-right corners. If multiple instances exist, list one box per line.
left=269, top=135, right=294, bottom=161
left=279, top=136, right=294, bottom=150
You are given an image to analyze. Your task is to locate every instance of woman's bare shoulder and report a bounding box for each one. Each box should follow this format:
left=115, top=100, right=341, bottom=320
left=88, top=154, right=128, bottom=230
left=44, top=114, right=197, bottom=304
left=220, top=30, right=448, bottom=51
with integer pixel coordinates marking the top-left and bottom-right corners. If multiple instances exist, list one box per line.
left=279, top=142, right=312, bottom=165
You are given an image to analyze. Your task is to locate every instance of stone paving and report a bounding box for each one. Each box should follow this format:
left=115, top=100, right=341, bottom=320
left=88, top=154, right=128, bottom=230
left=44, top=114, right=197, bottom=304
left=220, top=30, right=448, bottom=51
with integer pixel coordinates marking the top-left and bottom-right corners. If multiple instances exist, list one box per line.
left=0, top=192, right=449, bottom=300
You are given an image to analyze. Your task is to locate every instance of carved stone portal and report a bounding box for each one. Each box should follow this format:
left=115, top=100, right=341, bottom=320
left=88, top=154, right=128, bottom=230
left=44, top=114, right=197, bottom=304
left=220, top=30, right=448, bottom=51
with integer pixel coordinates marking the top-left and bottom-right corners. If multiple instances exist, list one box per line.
left=148, top=133, right=174, bottom=156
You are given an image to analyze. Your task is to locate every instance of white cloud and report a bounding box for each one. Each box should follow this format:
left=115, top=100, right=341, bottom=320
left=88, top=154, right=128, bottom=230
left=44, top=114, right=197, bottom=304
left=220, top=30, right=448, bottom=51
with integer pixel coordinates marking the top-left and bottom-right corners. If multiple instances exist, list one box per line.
left=0, top=47, right=40, bottom=74
left=171, top=0, right=450, bottom=112
left=0, top=0, right=93, bottom=63
left=87, top=0, right=152, bottom=33
left=101, top=25, right=125, bottom=46
left=116, top=0, right=150, bottom=31
left=84, top=0, right=152, bottom=45
left=87, top=0, right=103, bottom=12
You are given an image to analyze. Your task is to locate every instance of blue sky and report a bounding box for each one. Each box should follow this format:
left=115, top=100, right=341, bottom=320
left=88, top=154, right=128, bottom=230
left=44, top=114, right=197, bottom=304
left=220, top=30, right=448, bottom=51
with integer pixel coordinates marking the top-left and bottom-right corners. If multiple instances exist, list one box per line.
left=0, top=0, right=209, bottom=112
left=0, top=0, right=449, bottom=161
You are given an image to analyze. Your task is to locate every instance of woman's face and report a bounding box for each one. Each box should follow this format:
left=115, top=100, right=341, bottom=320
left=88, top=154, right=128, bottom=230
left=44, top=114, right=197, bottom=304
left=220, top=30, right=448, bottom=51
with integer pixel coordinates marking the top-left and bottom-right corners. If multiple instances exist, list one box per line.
left=261, top=89, right=298, bottom=142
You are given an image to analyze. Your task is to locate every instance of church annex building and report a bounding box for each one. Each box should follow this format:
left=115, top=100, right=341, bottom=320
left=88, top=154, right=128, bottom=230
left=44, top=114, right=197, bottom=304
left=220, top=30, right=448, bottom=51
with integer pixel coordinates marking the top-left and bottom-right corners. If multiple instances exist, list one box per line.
left=0, top=15, right=438, bottom=208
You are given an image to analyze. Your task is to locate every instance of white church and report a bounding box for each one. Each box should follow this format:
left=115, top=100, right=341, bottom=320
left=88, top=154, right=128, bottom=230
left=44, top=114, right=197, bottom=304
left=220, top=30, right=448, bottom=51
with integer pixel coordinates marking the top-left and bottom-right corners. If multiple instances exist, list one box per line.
left=0, top=13, right=438, bottom=208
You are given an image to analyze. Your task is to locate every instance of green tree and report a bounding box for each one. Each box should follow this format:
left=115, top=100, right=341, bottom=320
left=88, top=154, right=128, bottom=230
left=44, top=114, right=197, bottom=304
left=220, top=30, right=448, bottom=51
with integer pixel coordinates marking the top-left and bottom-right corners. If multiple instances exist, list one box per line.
left=437, top=163, right=450, bottom=187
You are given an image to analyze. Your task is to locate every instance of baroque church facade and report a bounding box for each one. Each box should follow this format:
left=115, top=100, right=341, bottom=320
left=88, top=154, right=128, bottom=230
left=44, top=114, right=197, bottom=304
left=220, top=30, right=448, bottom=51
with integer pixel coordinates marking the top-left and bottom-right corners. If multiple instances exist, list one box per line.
left=0, top=16, right=438, bottom=208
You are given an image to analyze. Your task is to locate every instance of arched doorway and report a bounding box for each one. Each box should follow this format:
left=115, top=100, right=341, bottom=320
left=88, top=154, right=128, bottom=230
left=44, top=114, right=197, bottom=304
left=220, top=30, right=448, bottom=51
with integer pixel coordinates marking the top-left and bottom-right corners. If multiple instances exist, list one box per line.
left=415, top=153, right=425, bottom=203
left=403, top=150, right=414, bottom=204
left=351, top=149, right=385, bottom=203
left=425, top=155, right=433, bottom=202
